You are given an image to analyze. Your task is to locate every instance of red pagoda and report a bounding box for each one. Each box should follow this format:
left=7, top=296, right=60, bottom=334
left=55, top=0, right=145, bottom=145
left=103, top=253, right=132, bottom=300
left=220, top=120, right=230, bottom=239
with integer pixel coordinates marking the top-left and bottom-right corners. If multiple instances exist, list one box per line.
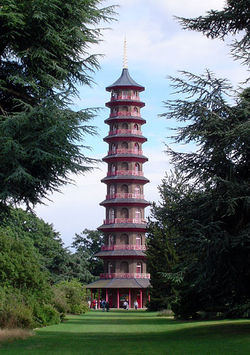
left=87, top=57, right=150, bottom=309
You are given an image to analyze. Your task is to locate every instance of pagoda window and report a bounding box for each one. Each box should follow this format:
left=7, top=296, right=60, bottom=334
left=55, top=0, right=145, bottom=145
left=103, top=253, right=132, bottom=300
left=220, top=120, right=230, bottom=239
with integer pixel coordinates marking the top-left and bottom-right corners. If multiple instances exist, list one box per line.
left=111, top=164, right=116, bottom=173
left=120, top=261, right=129, bottom=273
left=134, top=185, right=141, bottom=194
left=108, top=234, right=115, bottom=246
left=121, top=184, right=128, bottom=193
left=135, top=163, right=140, bottom=172
left=122, top=122, right=128, bottom=129
left=121, top=208, right=129, bottom=218
left=109, top=208, right=115, bottom=221
left=120, top=233, right=129, bottom=245
left=133, top=107, right=138, bottom=112
left=136, top=234, right=142, bottom=246
left=111, top=143, right=116, bottom=154
left=121, top=162, right=128, bottom=170
left=136, top=262, right=142, bottom=274
left=134, top=124, right=139, bottom=130
left=121, top=141, right=128, bottom=149
left=109, top=184, right=115, bottom=196
left=134, top=142, right=139, bottom=152
left=135, top=209, right=141, bottom=219
left=108, top=262, right=115, bottom=274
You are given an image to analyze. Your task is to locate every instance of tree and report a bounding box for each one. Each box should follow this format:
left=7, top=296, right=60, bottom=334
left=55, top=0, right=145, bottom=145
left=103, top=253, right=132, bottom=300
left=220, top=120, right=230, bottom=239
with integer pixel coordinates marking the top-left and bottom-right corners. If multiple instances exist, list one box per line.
left=149, top=71, right=250, bottom=318
left=0, top=0, right=115, bottom=207
left=0, top=227, right=50, bottom=300
left=147, top=170, right=189, bottom=312
left=177, top=0, right=250, bottom=64
left=72, top=229, right=104, bottom=277
left=1, top=208, right=95, bottom=283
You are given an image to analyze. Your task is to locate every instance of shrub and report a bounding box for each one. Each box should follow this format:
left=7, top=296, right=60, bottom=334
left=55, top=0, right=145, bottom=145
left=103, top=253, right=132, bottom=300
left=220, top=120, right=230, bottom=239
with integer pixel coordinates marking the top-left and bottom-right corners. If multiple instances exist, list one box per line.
left=225, top=302, right=250, bottom=319
left=52, top=287, right=69, bottom=320
left=33, top=303, right=60, bottom=326
left=157, top=309, right=174, bottom=317
left=0, top=291, right=34, bottom=329
left=54, top=279, right=88, bottom=315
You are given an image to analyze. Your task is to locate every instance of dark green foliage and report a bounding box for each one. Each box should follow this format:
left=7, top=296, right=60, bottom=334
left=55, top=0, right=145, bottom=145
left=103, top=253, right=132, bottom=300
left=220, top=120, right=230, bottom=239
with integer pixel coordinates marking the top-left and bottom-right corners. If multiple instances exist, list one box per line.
left=149, top=72, right=250, bottom=318
left=0, top=226, right=51, bottom=300
left=1, top=208, right=95, bottom=283
left=146, top=224, right=177, bottom=311
left=72, top=229, right=104, bottom=277
left=0, top=208, right=95, bottom=328
left=0, top=0, right=115, bottom=206
left=2, top=208, right=72, bottom=283
left=177, top=0, right=250, bottom=63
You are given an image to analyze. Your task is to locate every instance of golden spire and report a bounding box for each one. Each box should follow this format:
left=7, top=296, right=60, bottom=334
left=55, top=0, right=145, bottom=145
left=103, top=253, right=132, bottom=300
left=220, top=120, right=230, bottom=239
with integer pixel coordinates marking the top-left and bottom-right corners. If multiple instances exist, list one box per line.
left=123, top=36, right=128, bottom=69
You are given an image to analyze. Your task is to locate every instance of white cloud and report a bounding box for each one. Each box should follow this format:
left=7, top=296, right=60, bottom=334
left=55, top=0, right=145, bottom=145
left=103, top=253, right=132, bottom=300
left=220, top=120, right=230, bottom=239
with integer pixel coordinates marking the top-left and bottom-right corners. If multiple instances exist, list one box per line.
left=151, top=0, right=225, bottom=17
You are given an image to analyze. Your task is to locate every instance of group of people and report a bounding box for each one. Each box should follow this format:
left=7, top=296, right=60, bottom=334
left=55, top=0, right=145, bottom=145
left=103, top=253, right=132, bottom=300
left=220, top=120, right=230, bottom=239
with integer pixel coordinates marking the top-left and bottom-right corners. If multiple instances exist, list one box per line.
left=123, top=300, right=138, bottom=310
left=88, top=299, right=139, bottom=310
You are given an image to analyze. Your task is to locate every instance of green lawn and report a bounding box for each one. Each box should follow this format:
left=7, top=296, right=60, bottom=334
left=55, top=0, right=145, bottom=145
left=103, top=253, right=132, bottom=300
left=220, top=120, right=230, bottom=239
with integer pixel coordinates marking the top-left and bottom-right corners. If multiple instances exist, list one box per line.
left=1, top=310, right=250, bottom=355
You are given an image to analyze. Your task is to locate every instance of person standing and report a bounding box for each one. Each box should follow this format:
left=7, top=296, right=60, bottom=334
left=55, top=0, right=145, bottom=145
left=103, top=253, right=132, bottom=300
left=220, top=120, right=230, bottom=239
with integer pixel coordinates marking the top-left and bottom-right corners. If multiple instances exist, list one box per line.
left=134, top=300, right=138, bottom=310
left=101, top=299, right=106, bottom=311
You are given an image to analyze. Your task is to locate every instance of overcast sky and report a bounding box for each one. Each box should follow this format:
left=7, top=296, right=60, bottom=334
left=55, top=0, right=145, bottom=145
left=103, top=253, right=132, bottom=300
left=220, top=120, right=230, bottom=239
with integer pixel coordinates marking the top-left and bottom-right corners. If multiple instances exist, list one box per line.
left=35, top=0, right=248, bottom=247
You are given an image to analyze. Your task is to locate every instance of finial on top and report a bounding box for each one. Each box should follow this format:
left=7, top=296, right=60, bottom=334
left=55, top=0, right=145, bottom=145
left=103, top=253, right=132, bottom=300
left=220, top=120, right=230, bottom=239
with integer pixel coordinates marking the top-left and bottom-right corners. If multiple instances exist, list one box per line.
left=123, top=36, right=128, bottom=69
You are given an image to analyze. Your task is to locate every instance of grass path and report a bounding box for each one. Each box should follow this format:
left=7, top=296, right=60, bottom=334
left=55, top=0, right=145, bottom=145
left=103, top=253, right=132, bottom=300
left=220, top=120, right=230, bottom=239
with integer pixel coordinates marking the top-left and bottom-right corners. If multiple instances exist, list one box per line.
left=1, top=310, right=250, bottom=355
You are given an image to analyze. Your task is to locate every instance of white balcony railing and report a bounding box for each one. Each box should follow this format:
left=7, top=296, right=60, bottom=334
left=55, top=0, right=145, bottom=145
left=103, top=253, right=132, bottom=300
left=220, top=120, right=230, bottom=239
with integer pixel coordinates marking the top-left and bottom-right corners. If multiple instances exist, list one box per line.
left=101, top=244, right=146, bottom=251
left=103, top=218, right=147, bottom=225
left=109, top=129, right=142, bottom=136
left=107, top=170, right=144, bottom=177
left=108, top=149, right=143, bottom=156
left=110, top=95, right=139, bottom=101
left=100, top=273, right=150, bottom=279
left=106, top=193, right=144, bottom=200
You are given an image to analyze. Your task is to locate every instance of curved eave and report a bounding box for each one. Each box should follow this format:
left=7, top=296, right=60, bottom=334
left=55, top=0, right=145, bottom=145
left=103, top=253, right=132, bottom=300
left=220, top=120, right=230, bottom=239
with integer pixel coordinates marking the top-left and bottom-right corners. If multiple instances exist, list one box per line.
left=104, top=135, right=147, bottom=143
left=101, top=176, right=150, bottom=185
left=95, top=250, right=146, bottom=257
left=106, top=68, right=145, bottom=92
left=106, top=100, right=145, bottom=108
left=106, top=84, right=145, bottom=92
left=98, top=223, right=147, bottom=232
left=86, top=278, right=150, bottom=289
left=100, top=199, right=150, bottom=207
left=104, top=117, right=146, bottom=125
left=102, top=154, right=148, bottom=163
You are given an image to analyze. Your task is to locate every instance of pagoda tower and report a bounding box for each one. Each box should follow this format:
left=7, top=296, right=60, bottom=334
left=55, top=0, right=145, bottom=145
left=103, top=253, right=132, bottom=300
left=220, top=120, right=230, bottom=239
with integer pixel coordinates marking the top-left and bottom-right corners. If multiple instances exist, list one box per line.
left=87, top=60, right=150, bottom=309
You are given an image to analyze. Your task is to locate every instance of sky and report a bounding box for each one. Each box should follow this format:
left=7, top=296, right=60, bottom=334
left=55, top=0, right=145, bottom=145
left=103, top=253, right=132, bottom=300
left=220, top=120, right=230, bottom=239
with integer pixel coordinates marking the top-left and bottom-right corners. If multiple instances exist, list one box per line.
left=35, top=0, right=248, bottom=247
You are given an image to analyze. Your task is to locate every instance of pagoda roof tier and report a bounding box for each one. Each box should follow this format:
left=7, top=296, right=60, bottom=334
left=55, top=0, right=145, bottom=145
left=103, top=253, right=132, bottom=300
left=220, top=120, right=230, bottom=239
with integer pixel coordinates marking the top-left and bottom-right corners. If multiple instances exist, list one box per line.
left=102, top=154, right=148, bottom=163
left=104, top=135, right=147, bottom=143
left=98, top=223, right=147, bottom=233
left=104, top=117, right=146, bottom=125
left=95, top=249, right=146, bottom=257
left=105, top=100, right=145, bottom=108
left=106, top=68, right=145, bottom=92
left=100, top=198, right=150, bottom=207
left=86, top=278, right=150, bottom=289
left=101, top=175, right=149, bottom=184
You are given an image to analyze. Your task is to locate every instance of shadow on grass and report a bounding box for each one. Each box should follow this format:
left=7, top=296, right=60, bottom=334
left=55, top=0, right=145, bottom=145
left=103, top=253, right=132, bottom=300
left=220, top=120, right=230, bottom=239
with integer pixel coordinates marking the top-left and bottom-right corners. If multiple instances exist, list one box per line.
left=1, top=322, right=250, bottom=355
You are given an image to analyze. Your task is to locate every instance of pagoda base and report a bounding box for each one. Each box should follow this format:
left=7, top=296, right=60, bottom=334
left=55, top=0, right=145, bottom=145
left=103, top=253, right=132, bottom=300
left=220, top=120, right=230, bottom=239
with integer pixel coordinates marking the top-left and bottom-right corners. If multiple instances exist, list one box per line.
left=86, top=278, right=150, bottom=309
